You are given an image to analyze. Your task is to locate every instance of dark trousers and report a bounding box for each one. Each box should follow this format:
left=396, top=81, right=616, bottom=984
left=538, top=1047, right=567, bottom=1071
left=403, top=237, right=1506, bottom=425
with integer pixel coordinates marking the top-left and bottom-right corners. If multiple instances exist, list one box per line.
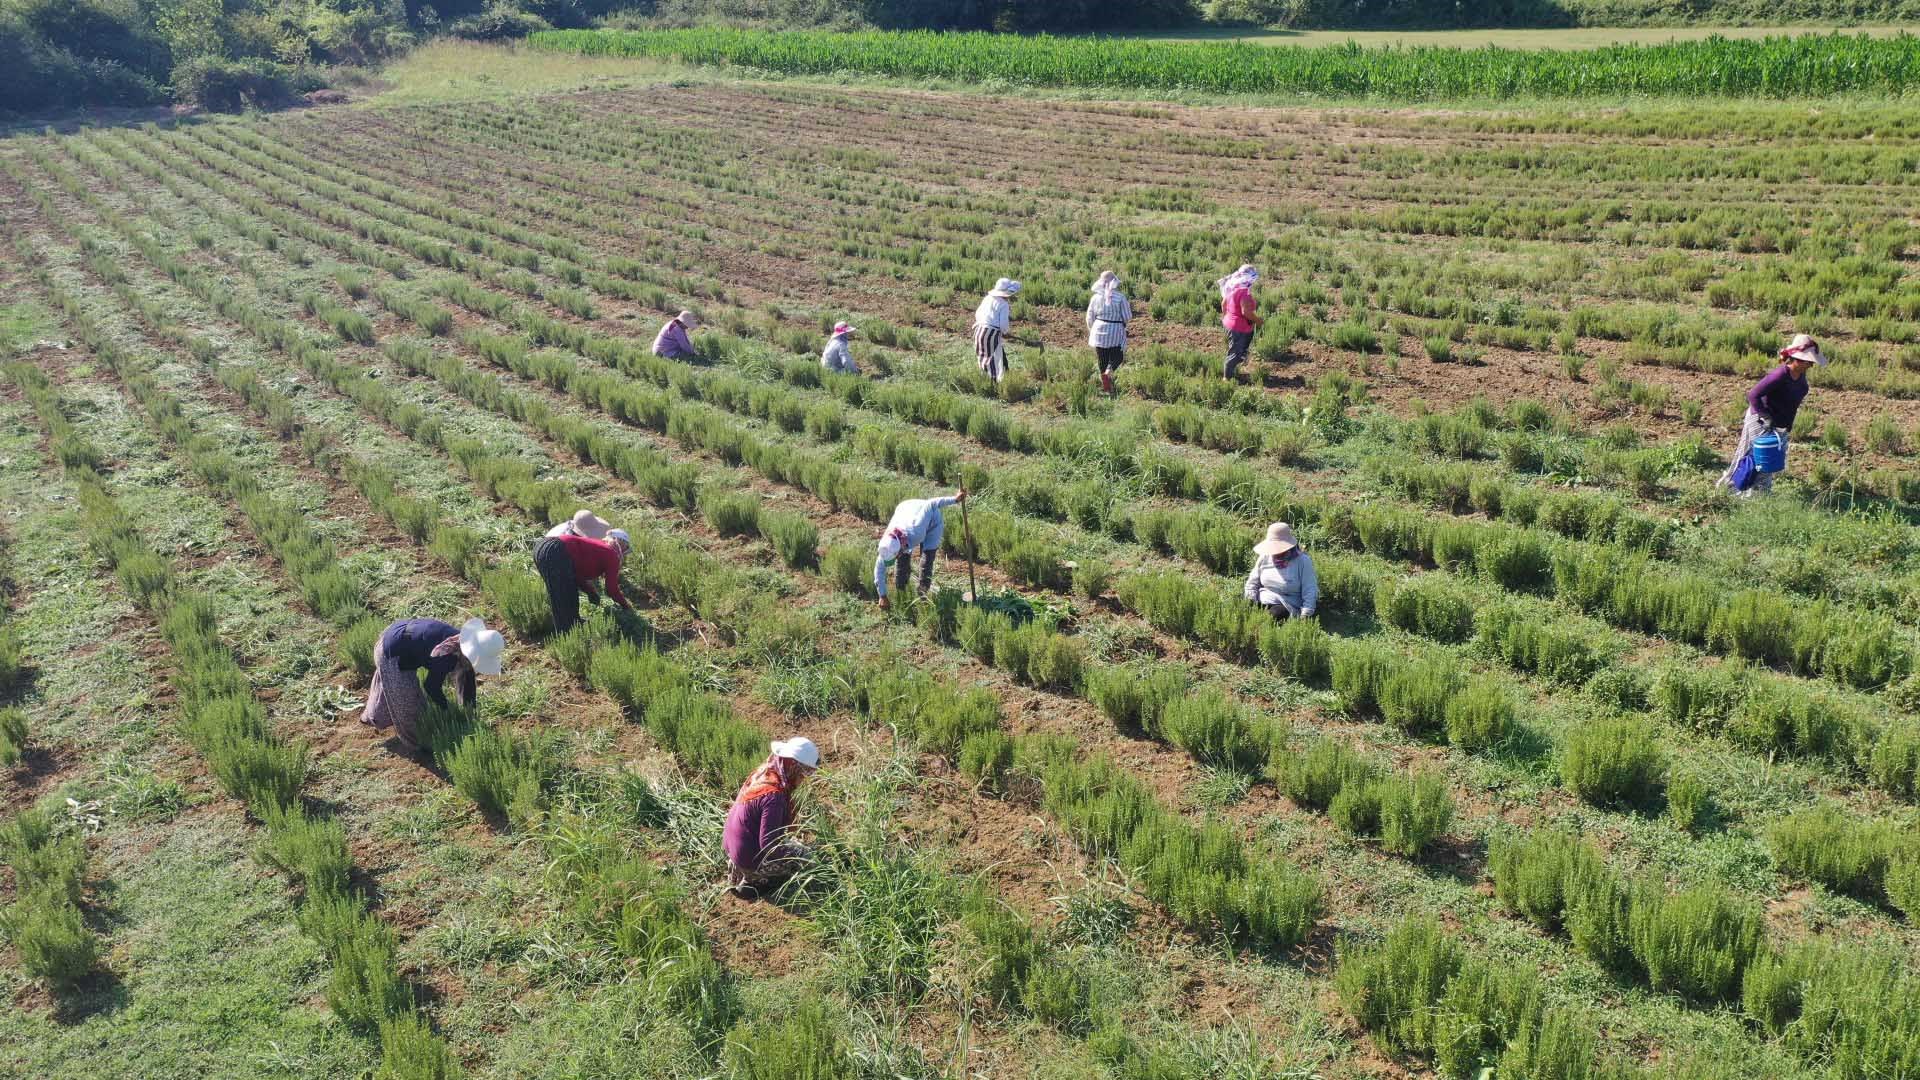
left=894, top=548, right=936, bottom=594
left=533, top=538, right=579, bottom=634
left=1096, top=346, right=1125, bottom=374
left=1224, top=330, right=1254, bottom=380
left=1265, top=602, right=1293, bottom=623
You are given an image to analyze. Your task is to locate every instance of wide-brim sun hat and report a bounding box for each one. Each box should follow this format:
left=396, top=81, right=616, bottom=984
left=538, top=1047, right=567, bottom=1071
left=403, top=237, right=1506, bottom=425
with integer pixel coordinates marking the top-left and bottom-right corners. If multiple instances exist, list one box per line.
left=1253, top=522, right=1300, bottom=557
left=459, top=617, right=505, bottom=676
left=771, top=736, right=820, bottom=769
left=832, top=321, right=857, bottom=337
left=676, top=310, right=700, bottom=329
left=569, top=509, right=610, bottom=540
left=989, top=278, right=1022, bottom=298
left=1780, top=333, right=1828, bottom=366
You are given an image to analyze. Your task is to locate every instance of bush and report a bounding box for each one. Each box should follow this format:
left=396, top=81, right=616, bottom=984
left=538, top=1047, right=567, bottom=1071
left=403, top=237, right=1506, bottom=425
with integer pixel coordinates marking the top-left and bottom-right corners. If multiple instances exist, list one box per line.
left=1259, top=616, right=1331, bottom=684
left=1088, top=664, right=1190, bottom=738
left=306, top=896, right=414, bottom=1029
left=723, top=999, right=855, bottom=1080
left=1561, top=716, right=1666, bottom=809
left=1331, top=640, right=1396, bottom=717
left=959, top=729, right=1013, bottom=793
left=337, top=616, right=384, bottom=679
left=1071, top=561, right=1112, bottom=601
left=374, top=1012, right=463, bottom=1080
left=1378, top=773, right=1453, bottom=857
left=822, top=545, right=872, bottom=598
left=699, top=490, right=761, bottom=538
left=1275, top=737, right=1381, bottom=810
left=1666, top=770, right=1711, bottom=833
left=260, top=812, right=352, bottom=898
left=1490, top=830, right=1600, bottom=931
left=447, top=6, right=553, bottom=40
left=1442, top=679, right=1514, bottom=752
left=0, top=627, right=22, bottom=693
left=1329, top=780, right=1382, bottom=836
left=1767, top=805, right=1903, bottom=899
left=482, top=567, right=554, bottom=639
left=1630, top=885, right=1762, bottom=1004
left=1888, top=855, right=1920, bottom=920
left=1335, top=917, right=1463, bottom=1057
left=171, top=56, right=311, bottom=113
left=0, top=706, right=26, bottom=767
left=1376, top=577, right=1474, bottom=643
left=1378, top=658, right=1461, bottom=739
left=757, top=511, right=818, bottom=570
left=8, top=893, right=97, bottom=990
left=1159, top=689, right=1270, bottom=772
left=443, top=725, right=541, bottom=824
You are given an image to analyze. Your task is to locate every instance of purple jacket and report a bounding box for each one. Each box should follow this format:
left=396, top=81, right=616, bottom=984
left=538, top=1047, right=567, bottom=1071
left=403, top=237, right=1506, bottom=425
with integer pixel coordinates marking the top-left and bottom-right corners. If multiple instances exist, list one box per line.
left=652, top=318, right=696, bottom=360
left=722, top=788, right=792, bottom=871
left=1748, top=363, right=1810, bottom=432
left=379, top=618, right=472, bottom=708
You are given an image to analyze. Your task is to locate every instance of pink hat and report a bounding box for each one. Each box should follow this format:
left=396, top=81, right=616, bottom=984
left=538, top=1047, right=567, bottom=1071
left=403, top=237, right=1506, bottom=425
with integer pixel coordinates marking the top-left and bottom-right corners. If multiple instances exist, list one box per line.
left=832, top=322, right=856, bottom=337
left=1779, top=333, right=1827, bottom=366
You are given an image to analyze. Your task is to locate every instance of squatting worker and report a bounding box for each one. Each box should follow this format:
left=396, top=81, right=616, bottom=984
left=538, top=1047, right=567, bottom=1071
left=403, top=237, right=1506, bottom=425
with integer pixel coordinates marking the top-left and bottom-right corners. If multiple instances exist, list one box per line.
left=652, top=310, right=700, bottom=361
left=821, top=321, right=859, bottom=375
left=1086, top=270, right=1131, bottom=395
left=723, top=736, right=821, bottom=900
left=533, top=527, right=634, bottom=634
left=1717, top=333, right=1827, bottom=498
left=874, top=489, right=966, bottom=610
left=973, top=277, right=1020, bottom=385
left=545, top=508, right=610, bottom=541
left=361, top=616, right=504, bottom=755
left=1218, top=264, right=1263, bottom=382
left=1244, top=523, right=1318, bottom=621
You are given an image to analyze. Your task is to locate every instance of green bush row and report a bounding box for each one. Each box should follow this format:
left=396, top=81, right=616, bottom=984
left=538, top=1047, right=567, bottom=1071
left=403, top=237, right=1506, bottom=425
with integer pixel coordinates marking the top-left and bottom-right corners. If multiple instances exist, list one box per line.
left=0, top=807, right=98, bottom=991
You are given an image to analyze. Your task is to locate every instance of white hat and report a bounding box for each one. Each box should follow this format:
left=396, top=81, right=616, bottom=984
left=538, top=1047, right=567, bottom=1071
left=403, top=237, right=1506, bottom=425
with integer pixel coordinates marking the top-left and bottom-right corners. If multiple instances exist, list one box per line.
left=676, top=310, right=700, bottom=329
left=1253, top=522, right=1300, bottom=557
left=459, top=617, right=505, bottom=676
left=607, top=528, right=631, bottom=552
left=989, top=278, right=1022, bottom=298
left=1780, top=333, right=1827, bottom=366
left=567, top=510, right=610, bottom=540
left=771, top=736, right=820, bottom=769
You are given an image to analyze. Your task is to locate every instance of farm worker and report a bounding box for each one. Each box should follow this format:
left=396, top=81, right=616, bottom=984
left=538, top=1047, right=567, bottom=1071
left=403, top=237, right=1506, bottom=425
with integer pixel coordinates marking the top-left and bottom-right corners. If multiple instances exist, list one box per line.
left=821, top=322, right=859, bottom=375
left=361, top=617, right=504, bottom=754
left=723, top=736, right=821, bottom=899
left=874, top=489, right=966, bottom=610
left=1243, top=523, right=1318, bottom=621
left=1086, top=270, right=1132, bottom=394
left=652, top=310, right=700, bottom=361
left=1217, top=264, right=1263, bottom=382
left=544, top=508, right=611, bottom=540
left=973, top=278, right=1020, bottom=385
left=532, top=528, right=634, bottom=634
left=1716, top=333, right=1827, bottom=498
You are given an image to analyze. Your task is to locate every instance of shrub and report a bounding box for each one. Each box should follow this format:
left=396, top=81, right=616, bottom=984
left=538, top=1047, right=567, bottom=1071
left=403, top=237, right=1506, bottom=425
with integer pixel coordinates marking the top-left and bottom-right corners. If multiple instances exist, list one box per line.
left=699, top=490, right=761, bottom=538
left=0, top=706, right=26, bottom=767
left=1087, top=664, right=1189, bottom=738
left=1378, top=658, right=1461, bottom=739
left=1887, top=855, right=1920, bottom=920
left=8, top=893, right=97, bottom=989
left=822, top=545, right=871, bottom=598
left=1477, top=606, right=1608, bottom=686
left=1335, top=917, right=1462, bottom=1057
left=171, top=56, right=309, bottom=113
left=1259, top=617, right=1331, bottom=684
left=1331, top=640, right=1396, bottom=717
left=1022, top=963, right=1090, bottom=1032
left=959, top=730, right=1014, bottom=793
left=1377, top=773, right=1453, bottom=857
left=723, top=998, right=855, bottom=1080
left=1666, top=770, right=1711, bottom=833
left=373, top=1012, right=463, bottom=1080
left=1376, top=577, right=1474, bottom=643
left=482, top=567, right=553, bottom=639
left=1497, top=1007, right=1597, bottom=1080
left=1629, top=885, right=1762, bottom=1004
left=1159, top=689, right=1269, bottom=772
left=0, top=627, right=22, bottom=693
left=1490, top=830, right=1599, bottom=931
left=1071, top=562, right=1112, bottom=601
left=260, top=812, right=352, bottom=898
left=1329, top=779, right=1383, bottom=836
left=337, top=616, right=384, bottom=679
left=1020, top=628, right=1087, bottom=693
left=1442, top=679, right=1514, bottom=752
left=1476, top=532, right=1553, bottom=593
left=1767, top=805, right=1901, bottom=899
left=1561, top=717, right=1666, bottom=809
left=444, top=725, right=541, bottom=823
left=759, top=510, right=819, bottom=570
left=1275, top=737, right=1381, bottom=810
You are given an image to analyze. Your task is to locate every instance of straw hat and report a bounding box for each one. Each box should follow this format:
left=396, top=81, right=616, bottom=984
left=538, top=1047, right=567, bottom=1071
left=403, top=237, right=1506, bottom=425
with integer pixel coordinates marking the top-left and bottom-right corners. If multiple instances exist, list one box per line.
left=989, top=278, right=1022, bottom=298
left=458, top=617, right=505, bottom=677
left=831, top=321, right=857, bottom=337
left=1253, top=522, right=1300, bottom=558
left=1779, top=333, right=1827, bottom=366
left=676, top=310, right=700, bottom=329
left=772, top=736, right=820, bottom=769
left=567, top=509, right=610, bottom=540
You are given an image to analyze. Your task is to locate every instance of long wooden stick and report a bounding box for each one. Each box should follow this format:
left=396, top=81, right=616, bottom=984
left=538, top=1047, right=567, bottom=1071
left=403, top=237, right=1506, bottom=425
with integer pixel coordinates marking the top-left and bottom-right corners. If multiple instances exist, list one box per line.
left=959, top=496, right=978, bottom=602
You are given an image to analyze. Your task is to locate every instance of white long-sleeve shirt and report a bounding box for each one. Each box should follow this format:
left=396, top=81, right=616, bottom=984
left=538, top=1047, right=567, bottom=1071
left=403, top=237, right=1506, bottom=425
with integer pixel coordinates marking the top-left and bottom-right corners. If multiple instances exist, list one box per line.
left=1243, top=552, right=1319, bottom=616
left=974, top=294, right=1011, bottom=334
left=1085, top=291, right=1131, bottom=349
left=874, top=496, right=960, bottom=597
left=821, top=336, right=858, bottom=374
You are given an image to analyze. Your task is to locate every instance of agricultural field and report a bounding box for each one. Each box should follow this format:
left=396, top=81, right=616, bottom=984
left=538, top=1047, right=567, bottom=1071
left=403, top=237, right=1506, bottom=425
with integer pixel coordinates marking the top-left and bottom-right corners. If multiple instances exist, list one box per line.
left=3, top=54, right=1920, bottom=1080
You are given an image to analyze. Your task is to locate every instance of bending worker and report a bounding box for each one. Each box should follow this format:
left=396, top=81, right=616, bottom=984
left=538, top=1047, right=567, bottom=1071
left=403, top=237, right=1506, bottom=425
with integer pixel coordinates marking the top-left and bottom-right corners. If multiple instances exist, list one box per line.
left=533, top=527, right=634, bottom=634
left=874, top=489, right=966, bottom=610
left=361, top=616, right=504, bottom=755
left=652, top=310, right=700, bottom=361
left=723, top=736, right=821, bottom=900
left=1243, top=522, right=1318, bottom=621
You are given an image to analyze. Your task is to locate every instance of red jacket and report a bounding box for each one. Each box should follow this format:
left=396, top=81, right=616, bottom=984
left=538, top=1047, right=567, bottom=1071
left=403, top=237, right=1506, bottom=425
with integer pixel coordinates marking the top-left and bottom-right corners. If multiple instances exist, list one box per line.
left=1222, top=286, right=1258, bottom=333
left=558, top=534, right=629, bottom=608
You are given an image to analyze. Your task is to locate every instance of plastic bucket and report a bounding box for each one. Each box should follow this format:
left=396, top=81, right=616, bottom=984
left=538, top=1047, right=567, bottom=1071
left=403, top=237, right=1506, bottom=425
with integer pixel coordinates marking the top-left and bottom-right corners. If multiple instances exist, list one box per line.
left=1751, top=430, right=1787, bottom=474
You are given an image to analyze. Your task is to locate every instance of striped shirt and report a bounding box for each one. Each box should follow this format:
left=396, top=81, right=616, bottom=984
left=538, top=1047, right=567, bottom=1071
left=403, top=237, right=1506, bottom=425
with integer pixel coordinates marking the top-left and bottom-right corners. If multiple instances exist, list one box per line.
left=1085, top=291, right=1131, bottom=349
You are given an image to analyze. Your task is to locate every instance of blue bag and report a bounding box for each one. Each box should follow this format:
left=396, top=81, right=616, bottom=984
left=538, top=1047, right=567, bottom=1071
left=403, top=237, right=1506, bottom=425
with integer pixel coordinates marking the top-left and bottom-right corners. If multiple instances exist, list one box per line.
left=1729, top=452, right=1758, bottom=492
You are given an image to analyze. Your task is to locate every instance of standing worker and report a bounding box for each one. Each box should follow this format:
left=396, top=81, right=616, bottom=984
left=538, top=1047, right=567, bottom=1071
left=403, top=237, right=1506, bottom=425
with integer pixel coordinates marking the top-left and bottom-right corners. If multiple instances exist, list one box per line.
left=874, top=489, right=966, bottom=610
left=652, top=310, right=701, bottom=361
left=973, top=278, right=1020, bottom=385
left=1243, top=523, right=1318, bottom=621
left=545, top=509, right=611, bottom=540
left=1717, top=333, right=1827, bottom=497
left=361, top=616, right=504, bottom=755
left=821, top=321, right=860, bottom=375
left=1086, top=270, right=1132, bottom=395
left=533, top=528, right=634, bottom=634
left=723, top=736, right=821, bottom=899
left=1218, top=264, right=1263, bottom=383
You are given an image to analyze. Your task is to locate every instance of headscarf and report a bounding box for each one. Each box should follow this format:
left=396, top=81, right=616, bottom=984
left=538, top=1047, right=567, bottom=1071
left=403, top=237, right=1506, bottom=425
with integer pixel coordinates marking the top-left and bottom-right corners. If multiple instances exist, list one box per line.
left=429, top=635, right=478, bottom=707
left=735, top=753, right=805, bottom=804
left=1091, top=270, right=1121, bottom=305
left=1217, top=264, right=1259, bottom=301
